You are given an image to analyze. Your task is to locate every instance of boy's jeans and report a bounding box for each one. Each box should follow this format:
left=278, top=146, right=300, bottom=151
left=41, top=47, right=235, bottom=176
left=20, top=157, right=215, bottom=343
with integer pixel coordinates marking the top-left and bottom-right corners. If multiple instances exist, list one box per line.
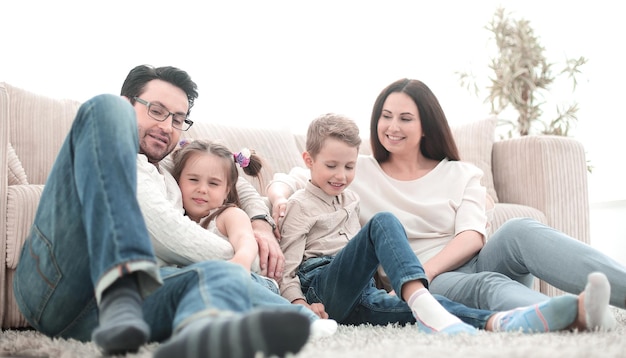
left=297, top=212, right=494, bottom=328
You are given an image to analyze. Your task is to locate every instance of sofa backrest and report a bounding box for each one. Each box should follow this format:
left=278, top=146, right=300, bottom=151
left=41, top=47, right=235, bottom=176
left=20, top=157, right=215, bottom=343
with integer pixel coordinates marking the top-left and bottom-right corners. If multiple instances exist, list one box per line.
left=1, top=82, right=80, bottom=186
left=0, top=83, right=309, bottom=196
left=181, top=123, right=306, bottom=195
left=1, top=82, right=499, bottom=201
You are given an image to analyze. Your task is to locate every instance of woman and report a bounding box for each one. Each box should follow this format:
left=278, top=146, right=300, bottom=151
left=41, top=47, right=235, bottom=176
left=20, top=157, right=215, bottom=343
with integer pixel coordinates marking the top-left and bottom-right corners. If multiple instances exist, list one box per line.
left=268, top=78, right=625, bottom=332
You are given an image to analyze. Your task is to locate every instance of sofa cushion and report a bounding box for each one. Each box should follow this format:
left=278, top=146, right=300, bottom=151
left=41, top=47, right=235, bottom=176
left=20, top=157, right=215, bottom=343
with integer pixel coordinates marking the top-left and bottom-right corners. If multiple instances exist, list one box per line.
left=7, top=143, right=28, bottom=185
left=490, top=203, right=547, bottom=238
left=6, top=185, right=43, bottom=269
left=3, top=269, right=29, bottom=327
left=451, top=116, right=498, bottom=203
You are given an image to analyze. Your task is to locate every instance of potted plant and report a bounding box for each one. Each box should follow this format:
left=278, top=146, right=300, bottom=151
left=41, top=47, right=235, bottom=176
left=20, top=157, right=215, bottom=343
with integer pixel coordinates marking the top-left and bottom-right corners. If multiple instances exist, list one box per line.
left=457, top=7, right=587, bottom=139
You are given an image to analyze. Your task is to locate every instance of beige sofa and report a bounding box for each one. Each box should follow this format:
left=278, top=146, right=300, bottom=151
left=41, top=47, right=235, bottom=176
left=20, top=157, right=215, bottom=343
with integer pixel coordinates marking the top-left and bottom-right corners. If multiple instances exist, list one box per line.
left=0, top=82, right=590, bottom=329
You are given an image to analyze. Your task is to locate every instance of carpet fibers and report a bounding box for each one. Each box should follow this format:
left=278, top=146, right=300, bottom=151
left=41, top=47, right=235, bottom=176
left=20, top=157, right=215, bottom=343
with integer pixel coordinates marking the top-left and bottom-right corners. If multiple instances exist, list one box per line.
left=1, top=308, right=624, bottom=358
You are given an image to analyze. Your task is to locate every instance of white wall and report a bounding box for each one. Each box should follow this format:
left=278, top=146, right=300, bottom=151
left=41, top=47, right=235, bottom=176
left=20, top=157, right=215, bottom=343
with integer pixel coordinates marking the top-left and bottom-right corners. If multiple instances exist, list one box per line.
left=590, top=201, right=626, bottom=266
left=1, top=0, right=624, bottom=202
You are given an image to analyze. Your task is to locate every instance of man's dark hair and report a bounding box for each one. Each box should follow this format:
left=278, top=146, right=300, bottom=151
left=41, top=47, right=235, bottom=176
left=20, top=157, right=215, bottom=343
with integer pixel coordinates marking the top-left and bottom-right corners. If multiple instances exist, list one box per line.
left=120, top=65, right=198, bottom=115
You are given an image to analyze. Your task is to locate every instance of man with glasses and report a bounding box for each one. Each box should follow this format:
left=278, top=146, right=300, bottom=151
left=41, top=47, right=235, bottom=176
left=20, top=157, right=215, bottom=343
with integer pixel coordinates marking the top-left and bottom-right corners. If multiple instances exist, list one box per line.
left=13, top=65, right=311, bottom=358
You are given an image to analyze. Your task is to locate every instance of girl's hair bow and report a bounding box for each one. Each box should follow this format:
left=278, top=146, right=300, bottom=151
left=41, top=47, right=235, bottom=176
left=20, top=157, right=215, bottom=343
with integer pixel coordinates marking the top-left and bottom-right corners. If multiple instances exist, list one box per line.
left=234, top=148, right=251, bottom=168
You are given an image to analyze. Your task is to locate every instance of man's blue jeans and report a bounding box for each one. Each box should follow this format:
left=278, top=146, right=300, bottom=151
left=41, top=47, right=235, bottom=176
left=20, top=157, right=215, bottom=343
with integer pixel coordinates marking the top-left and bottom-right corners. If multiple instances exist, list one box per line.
left=297, top=212, right=495, bottom=329
left=12, top=94, right=312, bottom=343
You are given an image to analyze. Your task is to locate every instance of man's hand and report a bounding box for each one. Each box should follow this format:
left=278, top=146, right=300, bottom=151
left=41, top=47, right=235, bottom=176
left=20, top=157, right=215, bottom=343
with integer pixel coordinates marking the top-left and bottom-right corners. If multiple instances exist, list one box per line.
left=292, top=299, right=329, bottom=319
left=251, top=220, right=284, bottom=281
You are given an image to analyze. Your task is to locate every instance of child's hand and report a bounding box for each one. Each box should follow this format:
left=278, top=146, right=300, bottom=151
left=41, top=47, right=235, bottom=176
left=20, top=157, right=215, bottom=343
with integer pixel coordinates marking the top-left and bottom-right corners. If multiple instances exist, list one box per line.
left=308, top=302, right=329, bottom=319
left=292, top=299, right=329, bottom=319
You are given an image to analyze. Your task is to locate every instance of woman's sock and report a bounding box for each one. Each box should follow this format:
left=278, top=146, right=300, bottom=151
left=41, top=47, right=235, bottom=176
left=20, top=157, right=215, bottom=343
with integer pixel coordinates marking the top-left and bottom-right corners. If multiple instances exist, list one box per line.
left=408, top=288, right=477, bottom=335
left=490, top=294, right=578, bottom=332
left=584, top=272, right=617, bottom=331
left=154, top=310, right=310, bottom=358
left=92, top=274, right=150, bottom=355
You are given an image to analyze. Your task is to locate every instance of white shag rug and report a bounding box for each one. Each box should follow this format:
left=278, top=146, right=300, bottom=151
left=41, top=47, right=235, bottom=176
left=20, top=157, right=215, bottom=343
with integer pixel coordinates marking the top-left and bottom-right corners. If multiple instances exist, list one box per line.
left=1, top=308, right=624, bottom=358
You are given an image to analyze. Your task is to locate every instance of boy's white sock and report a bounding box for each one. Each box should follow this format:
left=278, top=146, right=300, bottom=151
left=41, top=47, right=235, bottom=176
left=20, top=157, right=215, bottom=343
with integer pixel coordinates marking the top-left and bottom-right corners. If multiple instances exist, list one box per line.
left=408, top=288, right=465, bottom=331
left=310, top=319, right=338, bottom=339
left=584, top=272, right=617, bottom=331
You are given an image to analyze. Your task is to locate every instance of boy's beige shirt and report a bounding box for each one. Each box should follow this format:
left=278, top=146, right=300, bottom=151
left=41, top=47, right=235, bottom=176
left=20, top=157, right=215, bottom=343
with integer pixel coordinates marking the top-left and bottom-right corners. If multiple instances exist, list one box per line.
left=279, top=181, right=361, bottom=303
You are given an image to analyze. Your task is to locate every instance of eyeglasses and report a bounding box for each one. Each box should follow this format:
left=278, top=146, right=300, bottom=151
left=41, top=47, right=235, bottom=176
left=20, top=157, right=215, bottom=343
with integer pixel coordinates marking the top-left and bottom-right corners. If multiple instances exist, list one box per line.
left=133, top=97, right=193, bottom=131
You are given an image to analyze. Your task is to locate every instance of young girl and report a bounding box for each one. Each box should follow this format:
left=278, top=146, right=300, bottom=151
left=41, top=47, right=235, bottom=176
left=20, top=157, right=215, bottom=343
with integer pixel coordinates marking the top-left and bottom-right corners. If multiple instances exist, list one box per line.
left=171, top=139, right=263, bottom=274
left=170, top=138, right=338, bottom=338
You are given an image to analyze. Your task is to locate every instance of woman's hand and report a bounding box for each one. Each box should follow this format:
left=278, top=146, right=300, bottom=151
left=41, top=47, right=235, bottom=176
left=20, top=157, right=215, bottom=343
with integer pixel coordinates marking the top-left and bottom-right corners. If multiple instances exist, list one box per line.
left=423, top=230, right=484, bottom=282
left=271, top=197, right=288, bottom=238
left=266, top=180, right=296, bottom=239
left=422, top=262, right=437, bottom=282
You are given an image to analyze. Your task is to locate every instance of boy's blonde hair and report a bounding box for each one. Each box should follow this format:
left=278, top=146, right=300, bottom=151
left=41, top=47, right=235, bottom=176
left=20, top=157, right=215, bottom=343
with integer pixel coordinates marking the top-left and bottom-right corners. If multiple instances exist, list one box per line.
left=306, top=113, right=361, bottom=157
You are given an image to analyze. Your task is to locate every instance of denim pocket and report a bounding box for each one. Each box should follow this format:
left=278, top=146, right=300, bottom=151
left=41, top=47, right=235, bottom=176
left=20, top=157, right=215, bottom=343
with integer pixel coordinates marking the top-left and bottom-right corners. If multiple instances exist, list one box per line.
left=304, top=285, right=323, bottom=304
left=298, top=256, right=332, bottom=274
left=297, top=256, right=333, bottom=296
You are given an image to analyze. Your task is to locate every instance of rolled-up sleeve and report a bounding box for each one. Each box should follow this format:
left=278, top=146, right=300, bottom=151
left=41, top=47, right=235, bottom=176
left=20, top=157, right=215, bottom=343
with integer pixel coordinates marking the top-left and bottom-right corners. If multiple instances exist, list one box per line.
left=454, top=165, right=487, bottom=240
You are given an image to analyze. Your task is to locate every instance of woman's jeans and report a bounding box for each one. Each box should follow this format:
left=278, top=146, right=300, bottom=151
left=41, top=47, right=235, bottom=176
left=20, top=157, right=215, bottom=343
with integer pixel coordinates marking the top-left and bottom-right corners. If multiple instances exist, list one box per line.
left=429, top=218, right=626, bottom=311
left=298, top=212, right=495, bottom=329
left=12, top=94, right=312, bottom=343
